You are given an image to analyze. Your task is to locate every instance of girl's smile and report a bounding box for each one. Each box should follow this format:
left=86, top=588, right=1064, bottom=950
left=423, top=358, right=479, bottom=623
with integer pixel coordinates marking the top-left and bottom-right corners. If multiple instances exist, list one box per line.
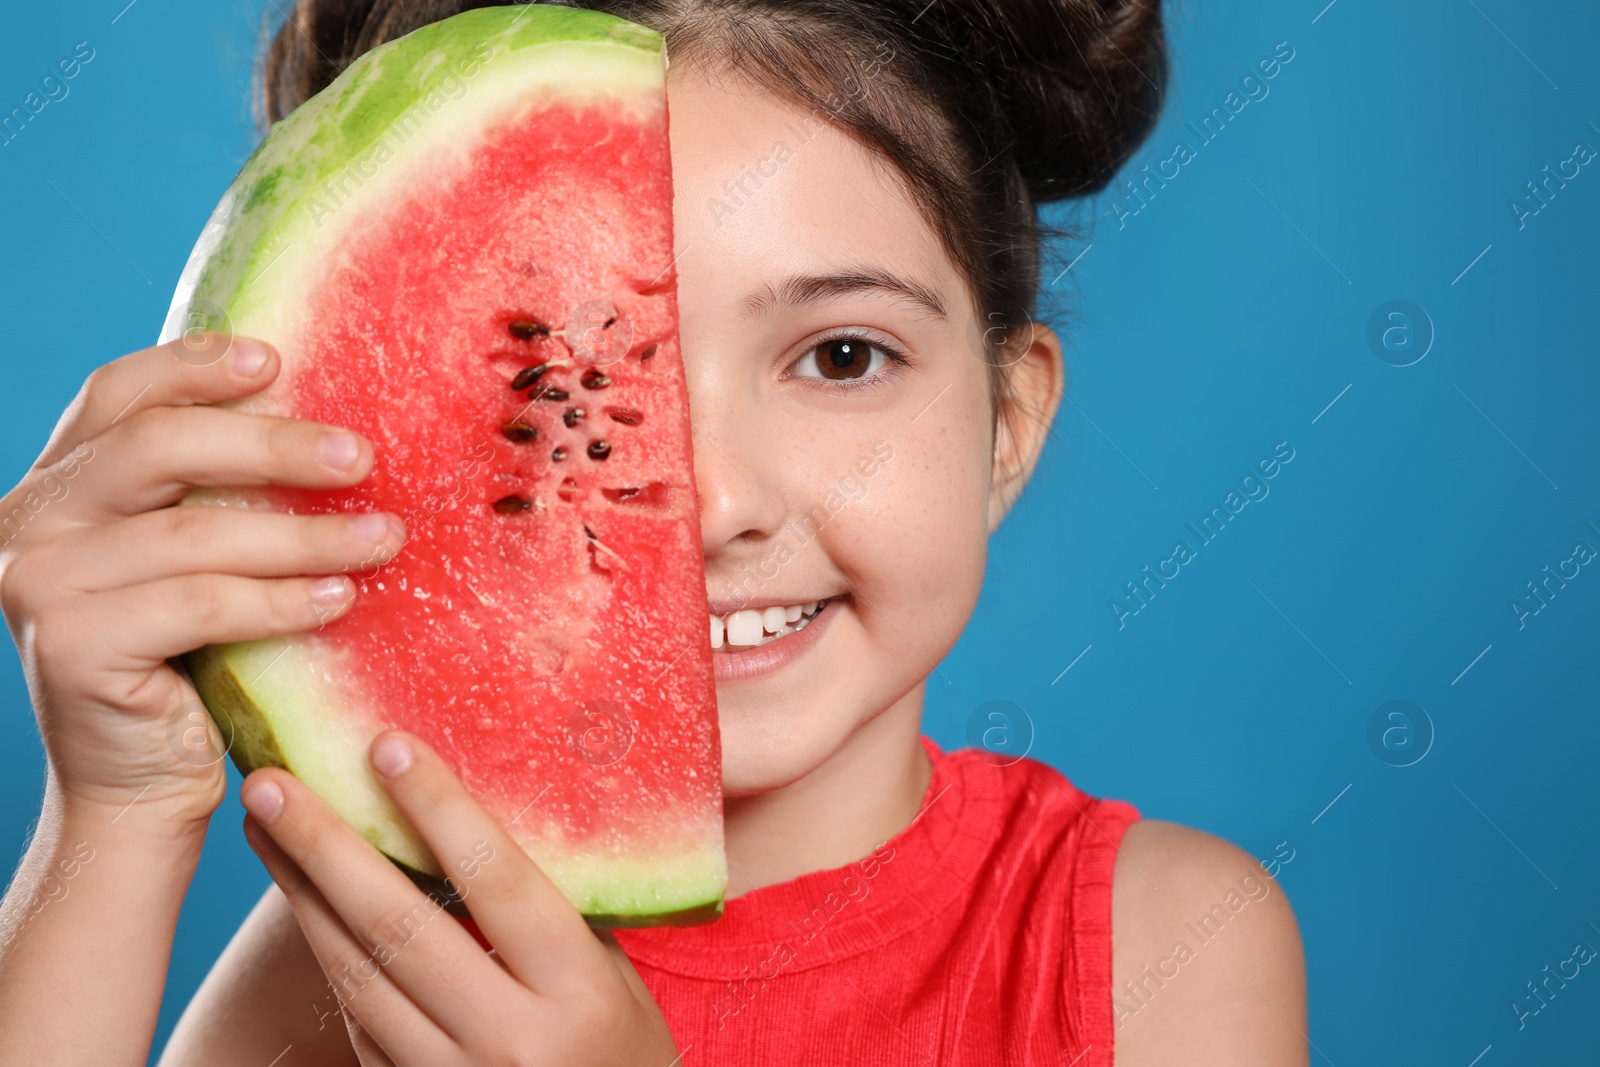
left=707, top=594, right=838, bottom=682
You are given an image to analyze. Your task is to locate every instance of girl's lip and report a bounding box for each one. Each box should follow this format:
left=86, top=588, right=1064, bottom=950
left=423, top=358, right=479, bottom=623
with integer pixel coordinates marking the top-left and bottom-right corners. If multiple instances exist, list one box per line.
left=711, top=598, right=838, bottom=683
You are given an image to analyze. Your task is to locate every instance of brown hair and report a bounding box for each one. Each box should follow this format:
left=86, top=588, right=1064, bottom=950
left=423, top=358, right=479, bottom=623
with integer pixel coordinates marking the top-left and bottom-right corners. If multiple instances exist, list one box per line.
left=258, top=0, right=1166, bottom=429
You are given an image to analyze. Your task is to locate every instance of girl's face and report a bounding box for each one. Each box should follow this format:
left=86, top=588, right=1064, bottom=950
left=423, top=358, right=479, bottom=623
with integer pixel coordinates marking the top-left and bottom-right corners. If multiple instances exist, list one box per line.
left=666, top=64, right=1057, bottom=796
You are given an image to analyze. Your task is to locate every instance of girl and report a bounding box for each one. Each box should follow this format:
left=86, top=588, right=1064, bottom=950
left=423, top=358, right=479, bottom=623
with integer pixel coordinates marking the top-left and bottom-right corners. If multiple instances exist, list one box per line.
left=0, top=1, right=1307, bottom=1063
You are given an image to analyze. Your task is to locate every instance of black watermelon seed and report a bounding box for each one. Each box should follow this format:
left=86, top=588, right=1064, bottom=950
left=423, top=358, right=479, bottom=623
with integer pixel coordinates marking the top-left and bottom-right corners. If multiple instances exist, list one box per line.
left=501, top=420, right=538, bottom=442
left=603, top=483, right=666, bottom=506
left=639, top=343, right=658, bottom=362
left=563, top=407, right=585, bottom=428
left=508, top=320, right=549, bottom=340
left=588, top=440, right=612, bottom=461
left=581, top=370, right=612, bottom=390
left=551, top=447, right=568, bottom=462
left=529, top=386, right=570, bottom=402
left=511, top=364, right=550, bottom=390
left=493, top=494, right=532, bottom=514
left=607, top=407, right=643, bottom=426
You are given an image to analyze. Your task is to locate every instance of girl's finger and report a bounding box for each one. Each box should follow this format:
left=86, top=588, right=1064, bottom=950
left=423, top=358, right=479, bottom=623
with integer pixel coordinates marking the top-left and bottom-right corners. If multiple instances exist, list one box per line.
left=242, top=814, right=456, bottom=1064
left=345, top=1018, right=400, bottom=1067
left=44, top=505, right=406, bottom=592
left=364, top=730, right=605, bottom=993
left=34, top=333, right=280, bottom=471
left=71, top=571, right=362, bottom=667
left=61, top=404, right=374, bottom=521
left=596, top=928, right=661, bottom=1008
left=239, top=769, right=518, bottom=1042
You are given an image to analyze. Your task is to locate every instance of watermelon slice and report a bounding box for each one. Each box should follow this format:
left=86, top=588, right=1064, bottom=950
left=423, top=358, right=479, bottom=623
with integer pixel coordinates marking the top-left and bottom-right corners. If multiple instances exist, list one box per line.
left=160, top=6, right=725, bottom=927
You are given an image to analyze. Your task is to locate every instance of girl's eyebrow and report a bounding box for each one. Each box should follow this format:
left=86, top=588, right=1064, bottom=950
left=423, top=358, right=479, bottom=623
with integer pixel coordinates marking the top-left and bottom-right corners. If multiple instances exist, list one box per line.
left=737, top=266, right=948, bottom=322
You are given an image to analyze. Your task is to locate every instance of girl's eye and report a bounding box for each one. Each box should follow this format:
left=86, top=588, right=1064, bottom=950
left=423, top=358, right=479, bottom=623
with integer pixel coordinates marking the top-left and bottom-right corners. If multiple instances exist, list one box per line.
left=793, top=335, right=897, bottom=383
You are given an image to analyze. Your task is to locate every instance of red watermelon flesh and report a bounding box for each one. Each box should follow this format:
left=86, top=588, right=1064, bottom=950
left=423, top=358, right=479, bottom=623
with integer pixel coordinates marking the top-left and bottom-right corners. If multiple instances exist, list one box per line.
left=165, top=8, right=724, bottom=926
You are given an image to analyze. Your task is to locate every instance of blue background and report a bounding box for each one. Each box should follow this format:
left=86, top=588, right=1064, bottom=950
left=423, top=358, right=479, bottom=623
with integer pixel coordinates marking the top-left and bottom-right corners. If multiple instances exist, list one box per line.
left=1, top=0, right=1596, bottom=1062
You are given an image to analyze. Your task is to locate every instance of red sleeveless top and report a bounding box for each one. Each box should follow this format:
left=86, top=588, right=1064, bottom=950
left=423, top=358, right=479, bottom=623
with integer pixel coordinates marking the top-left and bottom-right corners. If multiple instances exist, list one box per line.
left=613, top=735, right=1139, bottom=1065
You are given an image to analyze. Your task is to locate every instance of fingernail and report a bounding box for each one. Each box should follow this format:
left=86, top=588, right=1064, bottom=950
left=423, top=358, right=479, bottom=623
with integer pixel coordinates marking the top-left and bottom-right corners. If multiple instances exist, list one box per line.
left=319, top=431, right=361, bottom=471
left=310, top=576, right=354, bottom=605
left=350, top=512, right=394, bottom=543
left=372, top=735, right=413, bottom=779
left=242, top=780, right=283, bottom=824
left=232, top=341, right=270, bottom=377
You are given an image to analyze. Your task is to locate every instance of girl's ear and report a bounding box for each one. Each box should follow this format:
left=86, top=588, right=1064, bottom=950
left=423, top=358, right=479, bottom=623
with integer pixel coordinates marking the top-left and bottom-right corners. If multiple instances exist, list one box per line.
left=987, top=318, right=1064, bottom=533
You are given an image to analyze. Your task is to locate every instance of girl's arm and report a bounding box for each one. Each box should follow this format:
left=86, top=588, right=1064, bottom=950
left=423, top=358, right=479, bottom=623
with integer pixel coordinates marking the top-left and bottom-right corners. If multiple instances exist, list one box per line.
left=0, top=333, right=399, bottom=1066
left=159, top=885, right=360, bottom=1067
left=0, top=783, right=207, bottom=1066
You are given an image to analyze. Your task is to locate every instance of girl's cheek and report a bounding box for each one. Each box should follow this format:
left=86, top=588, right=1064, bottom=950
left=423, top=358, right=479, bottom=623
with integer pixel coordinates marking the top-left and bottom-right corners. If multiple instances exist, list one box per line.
left=843, top=397, right=992, bottom=636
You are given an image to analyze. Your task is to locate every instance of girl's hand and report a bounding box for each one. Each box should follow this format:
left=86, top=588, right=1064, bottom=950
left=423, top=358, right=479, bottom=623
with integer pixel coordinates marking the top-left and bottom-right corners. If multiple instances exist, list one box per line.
left=239, top=730, right=681, bottom=1067
left=0, top=333, right=405, bottom=831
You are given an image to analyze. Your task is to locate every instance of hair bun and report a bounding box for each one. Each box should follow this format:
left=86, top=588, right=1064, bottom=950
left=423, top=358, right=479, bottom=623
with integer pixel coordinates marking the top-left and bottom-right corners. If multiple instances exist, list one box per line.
left=265, top=0, right=1165, bottom=204
left=911, top=0, right=1168, bottom=202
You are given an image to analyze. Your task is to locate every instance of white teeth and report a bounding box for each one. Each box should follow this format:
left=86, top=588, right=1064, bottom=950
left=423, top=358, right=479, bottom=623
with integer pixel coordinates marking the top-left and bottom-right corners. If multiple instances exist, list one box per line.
left=707, top=599, right=829, bottom=650
left=726, top=609, right=765, bottom=647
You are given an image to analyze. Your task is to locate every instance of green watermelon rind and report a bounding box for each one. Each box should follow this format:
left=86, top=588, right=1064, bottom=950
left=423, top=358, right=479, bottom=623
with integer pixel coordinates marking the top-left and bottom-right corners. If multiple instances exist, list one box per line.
left=187, top=639, right=728, bottom=925
left=401, top=864, right=727, bottom=929
left=170, top=5, right=727, bottom=926
left=162, top=5, right=665, bottom=340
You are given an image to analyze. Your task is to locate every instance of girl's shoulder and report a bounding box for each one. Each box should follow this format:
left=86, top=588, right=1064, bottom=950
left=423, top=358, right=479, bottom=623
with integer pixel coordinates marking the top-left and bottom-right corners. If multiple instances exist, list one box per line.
left=1107, top=819, right=1307, bottom=1063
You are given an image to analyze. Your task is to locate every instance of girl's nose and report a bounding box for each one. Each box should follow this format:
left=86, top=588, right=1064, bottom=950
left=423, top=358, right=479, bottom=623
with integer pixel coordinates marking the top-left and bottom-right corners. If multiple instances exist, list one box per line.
left=690, top=397, right=790, bottom=556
